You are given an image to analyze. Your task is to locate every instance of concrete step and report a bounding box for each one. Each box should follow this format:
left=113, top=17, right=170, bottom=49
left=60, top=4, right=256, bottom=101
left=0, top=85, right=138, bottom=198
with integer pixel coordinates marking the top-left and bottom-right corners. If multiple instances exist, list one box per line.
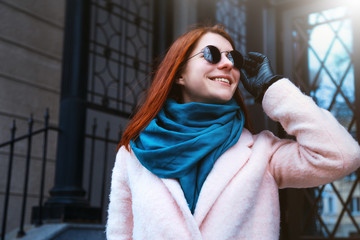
left=6, top=223, right=105, bottom=240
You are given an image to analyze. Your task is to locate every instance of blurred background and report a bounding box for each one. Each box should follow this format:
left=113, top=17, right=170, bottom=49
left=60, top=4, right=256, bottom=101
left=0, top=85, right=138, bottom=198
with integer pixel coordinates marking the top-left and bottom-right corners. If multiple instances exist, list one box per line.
left=0, top=0, right=359, bottom=239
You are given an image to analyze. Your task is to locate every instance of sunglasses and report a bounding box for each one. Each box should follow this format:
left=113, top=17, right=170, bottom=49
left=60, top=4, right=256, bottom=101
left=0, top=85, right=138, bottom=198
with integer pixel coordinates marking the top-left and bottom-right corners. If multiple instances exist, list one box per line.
left=187, top=45, right=244, bottom=70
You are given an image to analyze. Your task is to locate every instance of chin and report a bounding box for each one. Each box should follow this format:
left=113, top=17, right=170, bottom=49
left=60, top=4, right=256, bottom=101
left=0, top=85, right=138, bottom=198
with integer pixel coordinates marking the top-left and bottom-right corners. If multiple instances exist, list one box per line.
left=211, top=96, right=233, bottom=104
left=212, top=91, right=235, bottom=103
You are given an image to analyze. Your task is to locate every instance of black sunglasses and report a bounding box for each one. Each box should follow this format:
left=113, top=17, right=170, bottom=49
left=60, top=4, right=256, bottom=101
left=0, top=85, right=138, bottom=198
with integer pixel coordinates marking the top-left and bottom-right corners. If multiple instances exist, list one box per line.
left=187, top=45, right=244, bottom=70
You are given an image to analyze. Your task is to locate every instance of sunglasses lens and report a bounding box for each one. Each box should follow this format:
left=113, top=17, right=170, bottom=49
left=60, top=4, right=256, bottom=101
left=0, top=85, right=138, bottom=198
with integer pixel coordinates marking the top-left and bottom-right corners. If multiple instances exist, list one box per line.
left=227, top=53, right=235, bottom=66
left=229, top=51, right=244, bottom=69
left=202, top=45, right=243, bottom=69
left=204, top=46, right=221, bottom=64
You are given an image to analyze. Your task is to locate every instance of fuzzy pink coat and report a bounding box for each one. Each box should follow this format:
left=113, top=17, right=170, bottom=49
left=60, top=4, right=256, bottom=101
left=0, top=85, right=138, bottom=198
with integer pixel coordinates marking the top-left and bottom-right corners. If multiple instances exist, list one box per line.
left=106, top=79, right=360, bottom=240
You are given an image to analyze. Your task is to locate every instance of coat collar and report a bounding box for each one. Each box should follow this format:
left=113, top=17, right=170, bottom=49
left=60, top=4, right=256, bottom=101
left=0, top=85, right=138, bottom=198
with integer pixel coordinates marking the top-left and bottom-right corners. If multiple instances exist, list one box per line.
left=161, top=129, right=253, bottom=227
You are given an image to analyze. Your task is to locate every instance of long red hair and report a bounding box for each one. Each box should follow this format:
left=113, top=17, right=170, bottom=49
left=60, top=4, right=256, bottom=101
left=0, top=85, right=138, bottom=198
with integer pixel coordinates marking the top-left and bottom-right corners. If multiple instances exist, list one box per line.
left=119, top=25, right=252, bottom=151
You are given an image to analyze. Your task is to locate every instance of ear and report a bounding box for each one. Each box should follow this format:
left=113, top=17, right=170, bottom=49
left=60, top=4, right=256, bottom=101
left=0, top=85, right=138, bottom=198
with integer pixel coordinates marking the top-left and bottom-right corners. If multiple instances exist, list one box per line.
left=176, top=76, right=185, bottom=85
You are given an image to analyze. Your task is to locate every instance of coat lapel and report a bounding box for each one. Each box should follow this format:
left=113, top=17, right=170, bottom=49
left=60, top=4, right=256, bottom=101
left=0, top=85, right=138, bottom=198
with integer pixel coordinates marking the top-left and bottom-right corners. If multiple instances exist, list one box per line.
left=161, top=178, right=203, bottom=237
left=193, top=129, right=253, bottom=226
left=161, top=178, right=191, bottom=215
left=160, top=129, right=253, bottom=228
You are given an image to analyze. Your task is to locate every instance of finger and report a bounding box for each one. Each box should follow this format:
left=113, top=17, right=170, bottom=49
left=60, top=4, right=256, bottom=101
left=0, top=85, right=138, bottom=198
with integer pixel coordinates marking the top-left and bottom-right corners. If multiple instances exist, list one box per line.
left=243, top=56, right=258, bottom=70
left=240, top=69, right=247, bottom=81
left=247, top=52, right=266, bottom=63
left=239, top=70, right=251, bottom=89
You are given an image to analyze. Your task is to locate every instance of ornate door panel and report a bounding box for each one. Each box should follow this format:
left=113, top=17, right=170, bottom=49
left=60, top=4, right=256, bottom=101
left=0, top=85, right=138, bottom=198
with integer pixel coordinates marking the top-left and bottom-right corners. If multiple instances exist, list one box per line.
left=216, top=0, right=252, bottom=105
left=84, top=0, right=155, bottom=222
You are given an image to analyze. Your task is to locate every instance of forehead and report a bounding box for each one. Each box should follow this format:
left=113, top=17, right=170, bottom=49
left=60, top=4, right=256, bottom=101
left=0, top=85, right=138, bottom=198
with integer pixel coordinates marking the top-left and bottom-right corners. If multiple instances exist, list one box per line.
left=193, top=32, right=233, bottom=52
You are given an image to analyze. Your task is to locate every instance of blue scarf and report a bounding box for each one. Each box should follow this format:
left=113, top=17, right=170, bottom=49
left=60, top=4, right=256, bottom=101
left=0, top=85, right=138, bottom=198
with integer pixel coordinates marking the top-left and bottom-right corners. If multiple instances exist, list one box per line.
left=130, top=98, right=244, bottom=213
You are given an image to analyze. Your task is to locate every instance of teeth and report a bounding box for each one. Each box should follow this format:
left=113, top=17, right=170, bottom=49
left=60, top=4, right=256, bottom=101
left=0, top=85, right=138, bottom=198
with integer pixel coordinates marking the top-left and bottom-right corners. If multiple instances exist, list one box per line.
left=213, top=78, right=230, bottom=84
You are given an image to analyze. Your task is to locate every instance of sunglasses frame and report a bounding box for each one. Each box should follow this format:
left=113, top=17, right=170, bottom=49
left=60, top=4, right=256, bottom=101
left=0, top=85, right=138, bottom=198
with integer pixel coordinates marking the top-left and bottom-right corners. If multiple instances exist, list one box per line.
left=187, top=45, right=244, bottom=70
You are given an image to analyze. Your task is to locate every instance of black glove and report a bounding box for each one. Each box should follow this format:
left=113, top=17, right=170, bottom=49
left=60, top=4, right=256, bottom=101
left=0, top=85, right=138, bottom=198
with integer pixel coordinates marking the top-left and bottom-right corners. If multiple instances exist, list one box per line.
left=240, top=52, right=283, bottom=103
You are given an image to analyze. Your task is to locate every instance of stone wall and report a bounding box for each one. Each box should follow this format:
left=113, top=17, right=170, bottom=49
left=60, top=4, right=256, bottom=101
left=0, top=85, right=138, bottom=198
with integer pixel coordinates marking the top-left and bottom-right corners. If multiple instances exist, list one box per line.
left=0, top=0, right=65, bottom=234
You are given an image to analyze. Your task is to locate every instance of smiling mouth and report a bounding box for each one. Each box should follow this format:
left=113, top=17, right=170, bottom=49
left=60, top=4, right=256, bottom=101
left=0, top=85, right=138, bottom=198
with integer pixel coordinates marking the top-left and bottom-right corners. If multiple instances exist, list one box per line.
left=212, top=77, right=230, bottom=85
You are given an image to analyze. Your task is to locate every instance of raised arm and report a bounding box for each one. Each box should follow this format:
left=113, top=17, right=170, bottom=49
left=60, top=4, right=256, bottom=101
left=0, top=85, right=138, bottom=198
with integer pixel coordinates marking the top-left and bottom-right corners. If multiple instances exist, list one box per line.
left=263, top=78, right=360, bottom=188
left=240, top=52, right=360, bottom=188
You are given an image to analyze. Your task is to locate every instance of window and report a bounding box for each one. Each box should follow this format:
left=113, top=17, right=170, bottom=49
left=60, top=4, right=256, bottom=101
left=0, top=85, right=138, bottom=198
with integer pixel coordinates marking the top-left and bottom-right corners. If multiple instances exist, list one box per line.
left=350, top=197, right=360, bottom=215
left=283, top=2, right=360, bottom=237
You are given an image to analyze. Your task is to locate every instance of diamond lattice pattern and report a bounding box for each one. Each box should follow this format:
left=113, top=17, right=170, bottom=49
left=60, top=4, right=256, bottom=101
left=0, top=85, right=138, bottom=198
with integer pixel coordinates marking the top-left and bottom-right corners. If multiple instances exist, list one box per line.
left=292, top=5, right=359, bottom=238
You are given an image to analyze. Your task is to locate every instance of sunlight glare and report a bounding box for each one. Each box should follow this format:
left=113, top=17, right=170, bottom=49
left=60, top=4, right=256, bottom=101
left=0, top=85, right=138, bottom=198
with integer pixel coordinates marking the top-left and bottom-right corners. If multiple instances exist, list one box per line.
left=346, top=0, right=360, bottom=8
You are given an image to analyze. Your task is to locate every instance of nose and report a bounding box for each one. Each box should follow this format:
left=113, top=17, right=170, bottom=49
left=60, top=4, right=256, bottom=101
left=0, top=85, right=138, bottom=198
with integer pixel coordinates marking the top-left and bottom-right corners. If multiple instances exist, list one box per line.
left=217, top=53, right=234, bottom=70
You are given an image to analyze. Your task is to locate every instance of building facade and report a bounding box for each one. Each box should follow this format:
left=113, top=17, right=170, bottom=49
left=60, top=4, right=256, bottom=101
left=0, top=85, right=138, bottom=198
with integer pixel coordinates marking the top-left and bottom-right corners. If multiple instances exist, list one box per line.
left=0, top=0, right=359, bottom=239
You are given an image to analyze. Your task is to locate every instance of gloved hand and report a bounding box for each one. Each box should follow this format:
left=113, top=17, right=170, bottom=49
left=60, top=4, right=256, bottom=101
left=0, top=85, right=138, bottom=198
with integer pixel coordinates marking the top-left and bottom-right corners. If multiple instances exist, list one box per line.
left=240, top=52, right=283, bottom=103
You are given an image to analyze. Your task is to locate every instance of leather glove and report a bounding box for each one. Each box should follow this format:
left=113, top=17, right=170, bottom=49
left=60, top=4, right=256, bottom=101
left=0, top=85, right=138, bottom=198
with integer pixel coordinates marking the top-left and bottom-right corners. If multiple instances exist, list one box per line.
left=240, top=52, right=283, bottom=103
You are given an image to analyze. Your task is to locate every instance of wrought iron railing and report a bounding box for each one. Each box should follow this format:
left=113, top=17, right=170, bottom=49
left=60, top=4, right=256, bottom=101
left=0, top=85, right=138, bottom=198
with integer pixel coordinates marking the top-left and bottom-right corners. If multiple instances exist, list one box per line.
left=84, top=117, right=121, bottom=221
left=0, top=110, right=121, bottom=239
left=0, top=110, right=59, bottom=240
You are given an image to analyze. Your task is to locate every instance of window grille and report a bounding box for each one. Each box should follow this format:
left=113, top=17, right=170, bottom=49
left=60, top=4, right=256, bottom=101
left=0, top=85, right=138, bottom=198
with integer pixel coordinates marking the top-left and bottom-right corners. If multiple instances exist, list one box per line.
left=84, top=0, right=155, bottom=222
left=87, top=0, right=154, bottom=115
left=291, top=5, right=360, bottom=238
left=216, top=0, right=252, bottom=104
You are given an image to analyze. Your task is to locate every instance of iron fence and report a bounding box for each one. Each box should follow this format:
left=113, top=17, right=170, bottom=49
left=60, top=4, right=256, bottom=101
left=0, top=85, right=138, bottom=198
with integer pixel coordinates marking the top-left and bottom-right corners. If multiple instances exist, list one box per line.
left=0, top=110, right=58, bottom=240
left=84, top=116, right=121, bottom=222
left=0, top=109, right=121, bottom=239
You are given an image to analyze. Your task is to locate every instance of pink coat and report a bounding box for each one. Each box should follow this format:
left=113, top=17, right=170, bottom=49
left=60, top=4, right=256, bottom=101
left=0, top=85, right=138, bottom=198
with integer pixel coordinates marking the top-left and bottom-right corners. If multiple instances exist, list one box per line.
left=106, top=79, right=360, bottom=240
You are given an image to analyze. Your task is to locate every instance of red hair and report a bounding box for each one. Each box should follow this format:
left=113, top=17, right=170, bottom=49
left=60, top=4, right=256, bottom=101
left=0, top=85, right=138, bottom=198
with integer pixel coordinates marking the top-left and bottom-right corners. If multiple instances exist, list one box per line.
left=119, top=25, right=252, bottom=151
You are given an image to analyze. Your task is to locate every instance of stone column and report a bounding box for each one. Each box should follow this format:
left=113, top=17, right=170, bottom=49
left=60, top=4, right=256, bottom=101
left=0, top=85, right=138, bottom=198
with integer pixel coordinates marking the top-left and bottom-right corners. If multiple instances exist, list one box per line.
left=32, top=0, right=101, bottom=223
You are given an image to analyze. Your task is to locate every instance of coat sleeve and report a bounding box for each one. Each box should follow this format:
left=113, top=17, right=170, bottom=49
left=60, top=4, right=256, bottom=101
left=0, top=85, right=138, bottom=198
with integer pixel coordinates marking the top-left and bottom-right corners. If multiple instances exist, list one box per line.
left=263, top=79, right=360, bottom=188
left=106, top=147, right=133, bottom=240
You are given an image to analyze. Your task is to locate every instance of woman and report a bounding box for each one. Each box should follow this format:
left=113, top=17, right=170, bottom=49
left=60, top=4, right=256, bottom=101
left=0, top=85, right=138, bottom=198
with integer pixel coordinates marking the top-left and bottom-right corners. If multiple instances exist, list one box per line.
left=106, top=25, right=360, bottom=240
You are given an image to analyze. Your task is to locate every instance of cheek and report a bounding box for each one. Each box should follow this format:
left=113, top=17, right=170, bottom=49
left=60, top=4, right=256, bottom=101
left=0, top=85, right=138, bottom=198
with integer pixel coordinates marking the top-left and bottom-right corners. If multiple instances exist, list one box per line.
left=234, top=72, right=240, bottom=85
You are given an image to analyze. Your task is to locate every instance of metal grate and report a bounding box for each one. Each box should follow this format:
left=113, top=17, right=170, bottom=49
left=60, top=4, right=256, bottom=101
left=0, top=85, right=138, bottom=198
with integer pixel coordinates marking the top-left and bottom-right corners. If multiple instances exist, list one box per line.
left=216, top=0, right=252, bottom=104
left=87, top=0, right=154, bottom=115
left=84, top=0, right=155, bottom=222
left=216, top=0, right=247, bottom=54
left=292, top=6, right=356, bottom=138
left=292, top=5, right=360, bottom=238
